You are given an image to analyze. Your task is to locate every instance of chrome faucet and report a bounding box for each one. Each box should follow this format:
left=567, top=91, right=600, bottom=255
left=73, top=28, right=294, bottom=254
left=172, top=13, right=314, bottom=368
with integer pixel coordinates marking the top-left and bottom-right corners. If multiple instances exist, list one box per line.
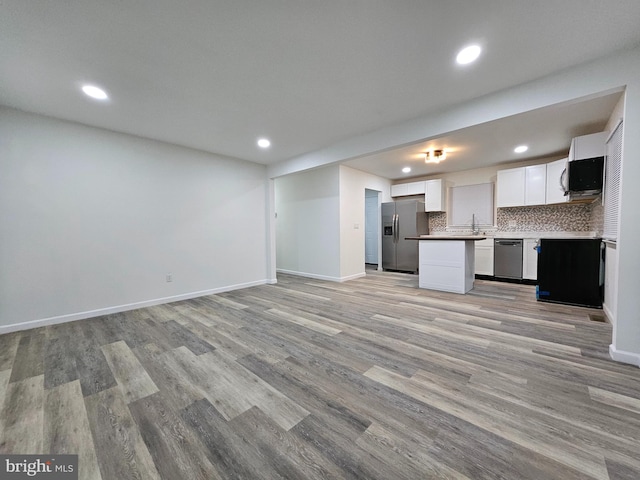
left=471, top=213, right=480, bottom=235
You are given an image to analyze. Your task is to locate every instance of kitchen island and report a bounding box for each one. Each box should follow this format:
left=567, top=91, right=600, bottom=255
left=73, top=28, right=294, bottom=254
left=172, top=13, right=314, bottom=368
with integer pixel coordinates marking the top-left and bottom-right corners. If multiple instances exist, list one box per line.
left=405, top=236, right=487, bottom=294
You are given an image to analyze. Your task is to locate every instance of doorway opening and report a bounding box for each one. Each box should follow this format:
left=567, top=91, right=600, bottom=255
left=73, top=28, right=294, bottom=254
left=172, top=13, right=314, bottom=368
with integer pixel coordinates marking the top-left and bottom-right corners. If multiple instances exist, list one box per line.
left=365, top=189, right=381, bottom=270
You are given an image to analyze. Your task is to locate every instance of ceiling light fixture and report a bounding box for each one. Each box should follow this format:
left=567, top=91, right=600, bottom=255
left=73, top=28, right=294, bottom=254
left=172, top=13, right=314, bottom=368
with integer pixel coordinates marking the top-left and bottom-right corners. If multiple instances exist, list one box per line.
left=456, top=45, right=482, bottom=65
left=81, top=84, right=108, bottom=100
left=514, top=145, right=529, bottom=153
left=425, top=149, right=446, bottom=164
left=402, top=167, right=411, bottom=173
left=257, top=138, right=271, bottom=149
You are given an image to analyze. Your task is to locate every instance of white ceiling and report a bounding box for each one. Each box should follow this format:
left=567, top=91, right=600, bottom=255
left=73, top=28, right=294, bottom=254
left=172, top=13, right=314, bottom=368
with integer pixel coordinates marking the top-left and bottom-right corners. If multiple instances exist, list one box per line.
left=344, top=91, right=623, bottom=179
left=2, top=1, right=640, bottom=168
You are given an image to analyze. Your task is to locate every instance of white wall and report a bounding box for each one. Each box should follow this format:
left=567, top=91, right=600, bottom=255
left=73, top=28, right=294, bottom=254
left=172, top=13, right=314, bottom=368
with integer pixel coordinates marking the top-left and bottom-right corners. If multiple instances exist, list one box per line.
left=338, top=166, right=391, bottom=279
left=605, top=94, right=625, bottom=131
left=0, top=107, right=269, bottom=332
left=274, top=165, right=341, bottom=280
left=273, top=165, right=390, bottom=282
left=613, top=82, right=640, bottom=365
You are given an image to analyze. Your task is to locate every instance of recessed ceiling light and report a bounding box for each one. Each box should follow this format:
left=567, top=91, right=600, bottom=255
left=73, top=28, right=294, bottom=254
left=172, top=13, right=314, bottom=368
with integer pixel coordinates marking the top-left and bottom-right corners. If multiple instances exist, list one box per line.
left=257, top=138, right=271, bottom=149
left=514, top=145, right=529, bottom=153
left=82, top=84, right=108, bottom=100
left=402, top=167, right=411, bottom=173
left=456, top=45, right=482, bottom=65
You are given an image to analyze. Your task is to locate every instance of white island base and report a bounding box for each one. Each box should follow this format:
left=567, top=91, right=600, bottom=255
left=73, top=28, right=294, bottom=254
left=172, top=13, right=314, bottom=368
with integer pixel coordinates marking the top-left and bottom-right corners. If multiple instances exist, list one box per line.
left=416, top=238, right=481, bottom=294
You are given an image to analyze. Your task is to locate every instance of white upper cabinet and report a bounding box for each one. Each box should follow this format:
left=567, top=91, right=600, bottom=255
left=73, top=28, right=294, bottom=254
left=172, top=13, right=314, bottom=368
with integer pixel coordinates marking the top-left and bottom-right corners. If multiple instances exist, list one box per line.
left=391, top=183, right=409, bottom=197
left=546, top=158, right=569, bottom=204
left=425, top=179, right=445, bottom=212
left=391, top=181, right=424, bottom=197
left=497, top=165, right=546, bottom=207
left=407, top=181, right=425, bottom=195
left=569, top=132, right=607, bottom=161
left=496, top=167, right=525, bottom=207
left=524, top=164, right=547, bottom=206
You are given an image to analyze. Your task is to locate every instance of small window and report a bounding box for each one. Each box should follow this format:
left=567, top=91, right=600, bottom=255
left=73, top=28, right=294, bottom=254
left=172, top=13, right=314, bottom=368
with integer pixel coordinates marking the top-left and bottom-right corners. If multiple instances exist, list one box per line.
left=450, top=183, right=494, bottom=227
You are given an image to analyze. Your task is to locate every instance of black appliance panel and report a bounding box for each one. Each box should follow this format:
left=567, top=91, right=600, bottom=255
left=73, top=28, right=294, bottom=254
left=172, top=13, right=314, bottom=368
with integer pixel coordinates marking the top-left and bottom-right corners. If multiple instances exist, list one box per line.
left=568, top=157, right=604, bottom=193
left=536, top=238, right=603, bottom=308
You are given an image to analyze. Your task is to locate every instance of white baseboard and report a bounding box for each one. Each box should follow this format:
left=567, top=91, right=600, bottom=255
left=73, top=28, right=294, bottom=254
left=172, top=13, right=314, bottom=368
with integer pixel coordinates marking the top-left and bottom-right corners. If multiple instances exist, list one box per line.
left=340, top=272, right=367, bottom=282
left=0, top=279, right=270, bottom=335
left=609, top=344, right=640, bottom=367
left=276, top=269, right=366, bottom=283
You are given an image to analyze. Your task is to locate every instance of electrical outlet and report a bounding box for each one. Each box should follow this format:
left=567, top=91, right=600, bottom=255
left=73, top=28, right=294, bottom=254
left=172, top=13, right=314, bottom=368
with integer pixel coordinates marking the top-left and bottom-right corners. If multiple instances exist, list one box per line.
left=166, top=273, right=173, bottom=283
left=508, top=220, right=517, bottom=227
left=354, top=223, right=359, bottom=229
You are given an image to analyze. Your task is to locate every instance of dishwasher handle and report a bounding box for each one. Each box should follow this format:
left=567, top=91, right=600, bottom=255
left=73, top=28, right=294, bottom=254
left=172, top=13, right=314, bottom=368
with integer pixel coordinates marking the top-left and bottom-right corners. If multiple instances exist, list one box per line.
left=495, top=240, right=523, bottom=246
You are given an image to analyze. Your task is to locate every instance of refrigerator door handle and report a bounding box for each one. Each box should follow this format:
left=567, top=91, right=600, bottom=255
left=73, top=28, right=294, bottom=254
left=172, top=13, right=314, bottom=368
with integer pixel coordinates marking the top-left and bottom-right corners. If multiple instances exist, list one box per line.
left=394, top=214, right=399, bottom=243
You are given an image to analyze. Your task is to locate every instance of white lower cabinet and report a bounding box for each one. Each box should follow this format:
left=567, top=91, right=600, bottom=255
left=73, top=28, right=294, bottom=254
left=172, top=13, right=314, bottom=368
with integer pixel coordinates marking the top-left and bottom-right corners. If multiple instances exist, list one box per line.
left=522, top=238, right=538, bottom=280
left=474, top=238, right=494, bottom=276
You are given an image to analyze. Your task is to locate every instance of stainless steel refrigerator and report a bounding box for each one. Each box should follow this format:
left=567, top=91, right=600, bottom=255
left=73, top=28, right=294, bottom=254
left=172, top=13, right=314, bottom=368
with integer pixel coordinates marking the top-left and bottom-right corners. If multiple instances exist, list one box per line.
left=382, top=200, right=428, bottom=272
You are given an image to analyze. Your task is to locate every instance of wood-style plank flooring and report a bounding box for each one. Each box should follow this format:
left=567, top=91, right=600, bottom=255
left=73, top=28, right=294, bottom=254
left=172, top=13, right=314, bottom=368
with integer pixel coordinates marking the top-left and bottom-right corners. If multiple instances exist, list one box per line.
left=1, top=271, right=640, bottom=479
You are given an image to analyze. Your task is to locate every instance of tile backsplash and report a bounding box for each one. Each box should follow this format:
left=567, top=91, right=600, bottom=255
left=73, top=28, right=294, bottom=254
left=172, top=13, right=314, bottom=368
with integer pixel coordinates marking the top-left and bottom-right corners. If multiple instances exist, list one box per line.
left=496, top=203, right=597, bottom=232
left=429, top=201, right=604, bottom=234
left=428, top=211, right=447, bottom=232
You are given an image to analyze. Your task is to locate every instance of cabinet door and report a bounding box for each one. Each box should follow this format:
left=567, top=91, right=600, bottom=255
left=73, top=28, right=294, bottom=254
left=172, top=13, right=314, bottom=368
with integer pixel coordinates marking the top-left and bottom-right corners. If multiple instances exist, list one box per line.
left=524, top=164, right=546, bottom=205
left=497, top=168, right=525, bottom=207
left=406, top=181, right=425, bottom=195
left=391, top=183, right=409, bottom=197
left=546, top=158, right=568, bottom=204
left=474, top=239, right=494, bottom=275
left=573, top=132, right=606, bottom=160
left=425, top=179, right=444, bottom=212
left=522, top=239, right=538, bottom=280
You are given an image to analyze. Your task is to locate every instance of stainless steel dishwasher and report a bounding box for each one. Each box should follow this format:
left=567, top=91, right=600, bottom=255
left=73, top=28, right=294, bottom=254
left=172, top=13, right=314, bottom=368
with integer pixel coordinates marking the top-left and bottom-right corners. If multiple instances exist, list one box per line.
left=494, top=239, right=523, bottom=279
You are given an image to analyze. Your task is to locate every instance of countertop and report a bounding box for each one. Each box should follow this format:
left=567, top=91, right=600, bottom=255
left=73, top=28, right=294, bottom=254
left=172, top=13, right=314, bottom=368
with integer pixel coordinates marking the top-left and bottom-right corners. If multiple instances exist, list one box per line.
left=405, top=235, right=487, bottom=241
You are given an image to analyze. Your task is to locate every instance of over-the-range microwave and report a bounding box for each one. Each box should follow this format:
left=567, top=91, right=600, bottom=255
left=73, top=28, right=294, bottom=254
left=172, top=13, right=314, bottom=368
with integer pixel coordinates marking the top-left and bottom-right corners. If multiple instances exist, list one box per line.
left=562, top=156, right=605, bottom=199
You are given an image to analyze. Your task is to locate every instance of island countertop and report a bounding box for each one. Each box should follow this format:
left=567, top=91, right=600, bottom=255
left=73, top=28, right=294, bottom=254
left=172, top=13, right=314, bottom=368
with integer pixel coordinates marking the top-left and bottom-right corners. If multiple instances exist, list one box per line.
left=405, top=235, right=487, bottom=241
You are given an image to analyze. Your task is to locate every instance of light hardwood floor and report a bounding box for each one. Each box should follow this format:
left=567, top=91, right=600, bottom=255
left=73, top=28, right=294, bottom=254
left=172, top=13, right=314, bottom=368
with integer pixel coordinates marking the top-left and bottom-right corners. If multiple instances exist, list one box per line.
left=1, top=271, right=639, bottom=479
